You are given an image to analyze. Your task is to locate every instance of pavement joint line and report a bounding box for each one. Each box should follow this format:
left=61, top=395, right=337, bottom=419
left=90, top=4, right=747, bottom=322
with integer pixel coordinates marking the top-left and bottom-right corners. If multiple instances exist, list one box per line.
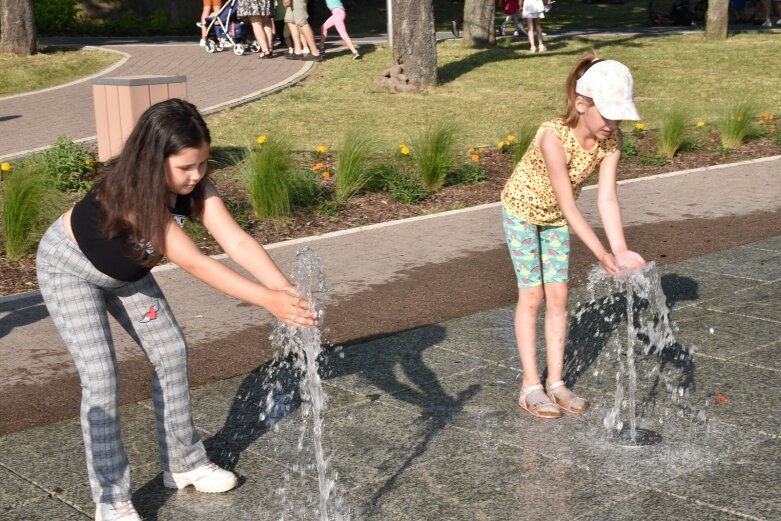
left=0, top=46, right=129, bottom=103
left=646, top=487, right=767, bottom=521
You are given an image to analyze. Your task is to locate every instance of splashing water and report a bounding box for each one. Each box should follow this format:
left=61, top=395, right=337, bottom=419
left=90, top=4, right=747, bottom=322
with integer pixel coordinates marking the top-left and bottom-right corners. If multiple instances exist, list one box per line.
left=584, top=262, right=699, bottom=444
left=270, top=247, right=350, bottom=521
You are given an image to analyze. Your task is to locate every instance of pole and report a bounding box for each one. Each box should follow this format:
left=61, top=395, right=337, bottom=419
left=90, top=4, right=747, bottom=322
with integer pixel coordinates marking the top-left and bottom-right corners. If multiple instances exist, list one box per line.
left=387, top=0, right=393, bottom=48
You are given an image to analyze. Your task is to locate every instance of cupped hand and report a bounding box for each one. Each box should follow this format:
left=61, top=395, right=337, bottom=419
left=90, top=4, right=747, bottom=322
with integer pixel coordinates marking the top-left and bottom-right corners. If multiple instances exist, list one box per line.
left=268, top=288, right=318, bottom=327
left=599, top=252, right=621, bottom=276
left=614, top=250, right=645, bottom=271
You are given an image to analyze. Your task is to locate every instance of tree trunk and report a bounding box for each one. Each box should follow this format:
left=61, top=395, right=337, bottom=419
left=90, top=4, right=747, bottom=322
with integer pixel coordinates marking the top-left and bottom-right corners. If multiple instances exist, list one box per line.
left=391, top=0, right=437, bottom=88
left=705, top=0, right=730, bottom=39
left=0, top=0, right=37, bottom=56
left=462, top=0, right=496, bottom=47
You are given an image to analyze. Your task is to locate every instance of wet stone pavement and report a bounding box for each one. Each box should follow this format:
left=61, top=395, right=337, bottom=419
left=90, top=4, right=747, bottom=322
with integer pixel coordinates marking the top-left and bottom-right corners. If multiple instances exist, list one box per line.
left=1, top=236, right=779, bottom=521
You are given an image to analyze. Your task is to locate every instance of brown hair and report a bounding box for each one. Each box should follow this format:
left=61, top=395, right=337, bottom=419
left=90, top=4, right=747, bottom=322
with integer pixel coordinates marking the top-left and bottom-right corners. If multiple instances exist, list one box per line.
left=94, top=99, right=211, bottom=267
left=561, top=51, right=603, bottom=127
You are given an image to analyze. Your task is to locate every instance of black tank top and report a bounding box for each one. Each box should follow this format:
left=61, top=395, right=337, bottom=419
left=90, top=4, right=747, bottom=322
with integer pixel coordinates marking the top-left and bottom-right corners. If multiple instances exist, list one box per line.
left=71, top=189, right=192, bottom=282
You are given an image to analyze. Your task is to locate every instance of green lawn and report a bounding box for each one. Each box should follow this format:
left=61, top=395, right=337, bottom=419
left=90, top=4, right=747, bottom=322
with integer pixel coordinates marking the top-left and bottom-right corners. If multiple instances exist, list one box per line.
left=207, top=33, right=781, bottom=155
left=0, top=46, right=121, bottom=97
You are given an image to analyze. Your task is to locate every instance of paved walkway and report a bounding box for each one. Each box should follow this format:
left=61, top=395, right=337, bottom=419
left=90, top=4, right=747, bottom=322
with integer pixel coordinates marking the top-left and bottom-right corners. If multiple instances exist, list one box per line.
left=1, top=27, right=780, bottom=521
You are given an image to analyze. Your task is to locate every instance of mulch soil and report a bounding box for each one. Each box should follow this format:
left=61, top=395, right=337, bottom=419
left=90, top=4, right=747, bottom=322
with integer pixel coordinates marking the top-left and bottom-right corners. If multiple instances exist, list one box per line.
left=1, top=133, right=780, bottom=297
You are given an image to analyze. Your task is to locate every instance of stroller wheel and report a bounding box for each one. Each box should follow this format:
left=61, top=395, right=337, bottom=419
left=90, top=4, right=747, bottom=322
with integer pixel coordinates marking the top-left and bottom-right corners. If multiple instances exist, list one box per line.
left=250, top=41, right=261, bottom=53
left=205, top=39, right=217, bottom=53
left=233, top=44, right=245, bottom=56
left=215, top=40, right=225, bottom=52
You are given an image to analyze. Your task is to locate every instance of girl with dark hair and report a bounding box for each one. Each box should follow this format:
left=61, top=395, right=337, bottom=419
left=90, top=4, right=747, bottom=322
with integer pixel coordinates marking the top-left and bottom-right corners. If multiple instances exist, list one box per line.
left=500, top=53, right=645, bottom=419
left=36, top=98, right=317, bottom=521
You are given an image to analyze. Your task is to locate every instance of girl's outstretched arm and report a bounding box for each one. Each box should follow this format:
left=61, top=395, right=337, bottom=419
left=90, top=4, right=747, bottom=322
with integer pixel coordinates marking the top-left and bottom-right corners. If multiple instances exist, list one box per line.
left=163, top=195, right=316, bottom=326
left=596, top=131, right=645, bottom=270
left=540, top=130, right=620, bottom=274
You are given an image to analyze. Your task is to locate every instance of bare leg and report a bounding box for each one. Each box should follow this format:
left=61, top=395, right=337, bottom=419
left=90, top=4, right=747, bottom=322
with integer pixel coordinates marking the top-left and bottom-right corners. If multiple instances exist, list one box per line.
left=249, top=16, right=270, bottom=52
left=535, top=19, right=545, bottom=50
left=516, top=285, right=544, bottom=388
left=526, top=18, right=535, bottom=49
left=260, top=15, right=274, bottom=50
left=298, top=23, right=321, bottom=56
left=542, top=282, right=568, bottom=383
left=200, top=6, right=213, bottom=40
left=287, top=22, right=302, bottom=53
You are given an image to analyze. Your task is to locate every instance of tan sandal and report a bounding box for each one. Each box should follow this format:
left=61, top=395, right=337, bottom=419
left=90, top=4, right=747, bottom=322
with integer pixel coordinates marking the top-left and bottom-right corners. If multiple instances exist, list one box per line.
left=546, top=380, right=590, bottom=414
left=519, top=384, right=562, bottom=419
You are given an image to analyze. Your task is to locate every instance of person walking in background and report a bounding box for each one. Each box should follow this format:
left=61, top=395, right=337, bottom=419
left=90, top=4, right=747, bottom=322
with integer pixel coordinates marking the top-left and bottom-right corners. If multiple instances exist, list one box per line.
left=198, top=0, right=222, bottom=46
left=319, top=0, right=360, bottom=60
left=501, top=53, right=645, bottom=419
left=36, top=99, right=317, bottom=521
left=238, top=0, right=276, bottom=58
left=522, top=0, right=553, bottom=52
left=499, top=0, right=527, bottom=36
left=283, top=0, right=323, bottom=61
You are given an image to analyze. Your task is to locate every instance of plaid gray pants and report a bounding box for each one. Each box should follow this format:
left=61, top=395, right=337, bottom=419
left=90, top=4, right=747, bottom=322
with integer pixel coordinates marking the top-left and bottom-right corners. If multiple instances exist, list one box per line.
left=36, top=217, right=208, bottom=503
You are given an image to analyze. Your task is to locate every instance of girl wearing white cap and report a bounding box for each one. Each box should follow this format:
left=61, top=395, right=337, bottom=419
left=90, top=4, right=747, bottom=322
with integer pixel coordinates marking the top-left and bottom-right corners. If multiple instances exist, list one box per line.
left=501, top=53, right=645, bottom=419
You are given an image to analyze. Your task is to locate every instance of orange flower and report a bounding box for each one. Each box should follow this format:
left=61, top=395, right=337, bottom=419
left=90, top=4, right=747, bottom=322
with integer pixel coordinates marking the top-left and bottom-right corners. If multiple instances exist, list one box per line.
left=322, top=171, right=331, bottom=179
left=471, top=154, right=480, bottom=162
left=714, top=394, right=730, bottom=405
left=313, top=162, right=325, bottom=171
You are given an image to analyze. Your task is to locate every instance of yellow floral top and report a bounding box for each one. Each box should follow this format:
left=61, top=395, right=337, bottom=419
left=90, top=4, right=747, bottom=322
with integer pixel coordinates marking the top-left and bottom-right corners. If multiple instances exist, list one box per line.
left=501, top=119, right=618, bottom=226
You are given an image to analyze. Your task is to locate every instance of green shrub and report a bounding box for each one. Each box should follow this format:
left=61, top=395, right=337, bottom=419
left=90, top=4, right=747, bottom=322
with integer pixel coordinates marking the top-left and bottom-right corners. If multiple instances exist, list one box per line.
left=334, top=129, right=377, bottom=204
left=33, top=0, right=78, bottom=34
left=242, top=139, right=293, bottom=219
left=380, top=163, right=427, bottom=204
left=717, top=102, right=756, bottom=149
left=446, top=163, right=486, bottom=185
left=35, top=137, right=95, bottom=194
left=621, top=137, right=638, bottom=159
left=657, top=108, right=689, bottom=159
left=222, top=196, right=254, bottom=231
left=413, top=121, right=457, bottom=192
left=149, top=8, right=168, bottom=34
left=1, top=163, right=65, bottom=260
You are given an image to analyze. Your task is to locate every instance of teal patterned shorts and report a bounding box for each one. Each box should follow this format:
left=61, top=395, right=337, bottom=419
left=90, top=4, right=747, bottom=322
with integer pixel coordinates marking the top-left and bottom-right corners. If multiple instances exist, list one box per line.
left=502, top=207, right=571, bottom=287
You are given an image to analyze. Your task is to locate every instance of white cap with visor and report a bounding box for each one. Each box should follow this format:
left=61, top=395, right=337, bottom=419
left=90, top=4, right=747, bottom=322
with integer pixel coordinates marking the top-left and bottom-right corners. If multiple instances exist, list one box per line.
left=575, top=60, right=641, bottom=121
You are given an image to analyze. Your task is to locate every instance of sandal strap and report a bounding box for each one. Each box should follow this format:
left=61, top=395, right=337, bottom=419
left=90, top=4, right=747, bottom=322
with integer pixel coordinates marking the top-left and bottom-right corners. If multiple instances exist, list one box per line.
left=520, top=384, right=544, bottom=400
left=547, top=380, right=566, bottom=392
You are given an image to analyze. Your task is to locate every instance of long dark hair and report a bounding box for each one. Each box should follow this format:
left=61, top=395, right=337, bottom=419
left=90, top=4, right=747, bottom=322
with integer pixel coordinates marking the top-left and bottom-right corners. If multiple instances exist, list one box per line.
left=95, top=98, right=211, bottom=267
left=562, top=51, right=603, bottom=127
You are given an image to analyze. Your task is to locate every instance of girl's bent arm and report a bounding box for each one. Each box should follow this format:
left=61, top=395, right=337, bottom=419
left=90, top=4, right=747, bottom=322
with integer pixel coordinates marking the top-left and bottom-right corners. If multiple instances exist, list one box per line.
left=540, top=130, right=617, bottom=272
left=198, top=180, right=291, bottom=291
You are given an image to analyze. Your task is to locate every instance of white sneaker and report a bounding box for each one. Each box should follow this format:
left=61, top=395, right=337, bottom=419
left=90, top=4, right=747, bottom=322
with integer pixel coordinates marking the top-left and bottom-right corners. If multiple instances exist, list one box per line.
left=762, top=20, right=772, bottom=27
left=199, top=39, right=206, bottom=47
left=95, top=500, right=142, bottom=521
left=163, top=462, right=238, bottom=493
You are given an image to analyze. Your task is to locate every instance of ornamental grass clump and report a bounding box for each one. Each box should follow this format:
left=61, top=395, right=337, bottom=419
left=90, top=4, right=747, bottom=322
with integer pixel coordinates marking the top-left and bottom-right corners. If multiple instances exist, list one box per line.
left=717, top=102, right=756, bottom=150
left=334, top=129, right=377, bottom=204
left=511, top=122, right=537, bottom=165
left=242, top=137, right=293, bottom=219
left=656, top=108, right=689, bottom=159
left=1, top=163, right=65, bottom=260
left=413, top=121, right=457, bottom=192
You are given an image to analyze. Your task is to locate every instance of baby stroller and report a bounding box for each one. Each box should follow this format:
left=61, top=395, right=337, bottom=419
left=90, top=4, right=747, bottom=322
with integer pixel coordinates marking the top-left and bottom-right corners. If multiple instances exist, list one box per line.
left=202, top=0, right=260, bottom=55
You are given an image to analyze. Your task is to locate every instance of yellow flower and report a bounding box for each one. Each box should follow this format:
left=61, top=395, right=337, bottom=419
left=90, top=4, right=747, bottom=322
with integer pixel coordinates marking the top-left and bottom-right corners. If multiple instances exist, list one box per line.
left=498, top=141, right=506, bottom=149
left=256, top=135, right=267, bottom=144
left=758, top=120, right=766, bottom=125
left=322, top=171, right=331, bottom=179
left=506, top=134, right=516, bottom=142
left=468, top=147, right=476, bottom=154
left=696, top=120, right=705, bottom=127
left=1, top=162, right=12, bottom=172
left=313, top=162, right=325, bottom=171
left=315, top=145, right=328, bottom=154
left=478, top=147, right=486, bottom=154
left=85, top=159, right=94, bottom=167
left=399, top=144, right=410, bottom=155
left=634, top=122, right=645, bottom=130
left=471, top=154, right=480, bottom=162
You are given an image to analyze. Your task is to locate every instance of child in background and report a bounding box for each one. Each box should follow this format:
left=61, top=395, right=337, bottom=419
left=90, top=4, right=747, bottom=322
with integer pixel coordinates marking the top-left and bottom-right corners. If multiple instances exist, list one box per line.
left=499, top=0, right=527, bottom=37
left=500, top=53, right=645, bottom=419
left=36, top=99, right=317, bottom=520
left=320, top=0, right=361, bottom=60
left=522, top=0, right=553, bottom=52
